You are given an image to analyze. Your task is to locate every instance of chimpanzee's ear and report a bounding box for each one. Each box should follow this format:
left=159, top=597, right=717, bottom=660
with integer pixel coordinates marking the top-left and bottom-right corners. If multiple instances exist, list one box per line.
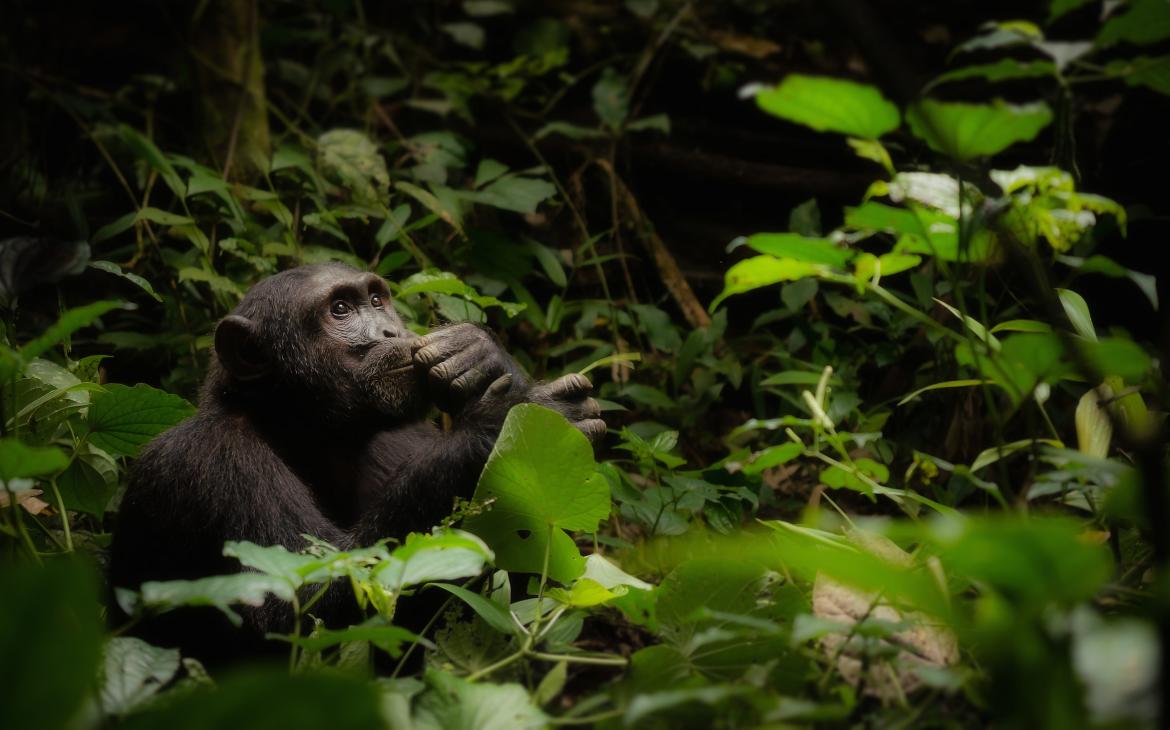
left=214, top=314, right=269, bottom=382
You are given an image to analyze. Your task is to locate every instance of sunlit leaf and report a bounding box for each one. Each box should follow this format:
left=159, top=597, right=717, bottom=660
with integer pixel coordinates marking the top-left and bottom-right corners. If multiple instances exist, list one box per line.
left=711, top=256, right=823, bottom=310
left=756, top=75, right=900, bottom=139
left=464, top=404, right=608, bottom=583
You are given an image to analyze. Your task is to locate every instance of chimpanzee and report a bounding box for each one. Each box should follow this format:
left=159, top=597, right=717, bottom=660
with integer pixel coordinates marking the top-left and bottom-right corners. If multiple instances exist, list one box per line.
left=108, top=263, right=604, bottom=664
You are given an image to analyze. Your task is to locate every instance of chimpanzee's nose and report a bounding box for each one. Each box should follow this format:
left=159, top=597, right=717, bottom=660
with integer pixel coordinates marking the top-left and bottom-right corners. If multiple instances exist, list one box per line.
left=383, top=328, right=396, bottom=338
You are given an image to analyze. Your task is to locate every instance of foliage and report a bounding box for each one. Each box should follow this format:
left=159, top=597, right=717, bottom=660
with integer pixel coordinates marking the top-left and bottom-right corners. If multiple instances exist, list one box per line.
left=1, top=1, right=1166, bottom=728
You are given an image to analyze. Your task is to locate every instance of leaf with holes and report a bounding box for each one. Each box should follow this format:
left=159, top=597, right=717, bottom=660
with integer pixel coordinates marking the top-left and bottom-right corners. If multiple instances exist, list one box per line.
left=463, top=404, right=609, bottom=583
left=87, top=384, right=195, bottom=457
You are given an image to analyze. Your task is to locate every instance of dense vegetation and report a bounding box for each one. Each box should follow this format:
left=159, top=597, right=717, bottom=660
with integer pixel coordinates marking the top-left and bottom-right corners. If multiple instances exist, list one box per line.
left=2, top=1, right=1167, bottom=727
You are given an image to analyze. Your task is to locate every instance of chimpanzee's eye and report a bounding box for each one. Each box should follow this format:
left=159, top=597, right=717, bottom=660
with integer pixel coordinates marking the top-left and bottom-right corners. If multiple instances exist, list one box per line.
left=330, top=300, right=351, bottom=316
left=370, top=293, right=384, bottom=308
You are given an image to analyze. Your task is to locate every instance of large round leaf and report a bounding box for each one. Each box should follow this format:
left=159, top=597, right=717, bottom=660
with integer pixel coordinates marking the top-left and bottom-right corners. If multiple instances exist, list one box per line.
left=463, top=404, right=609, bottom=583
left=906, top=99, right=1053, bottom=162
left=756, top=75, right=900, bottom=139
left=86, top=383, right=195, bottom=457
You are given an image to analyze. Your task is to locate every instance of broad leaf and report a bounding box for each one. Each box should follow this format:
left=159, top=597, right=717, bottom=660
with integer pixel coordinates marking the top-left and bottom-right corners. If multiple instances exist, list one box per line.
left=0, top=561, right=103, bottom=730
left=756, top=75, right=900, bottom=139
left=464, top=404, right=609, bottom=583
left=711, top=256, right=822, bottom=310
left=140, top=574, right=294, bottom=626
left=0, top=439, right=68, bottom=482
left=745, top=233, right=853, bottom=267
left=99, top=637, right=181, bottom=716
left=87, top=384, right=195, bottom=457
left=413, top=670, right=546, bottom=730
left=119, top=670, right=384, bottom=730
left=906, top=99, right=1053, bottom=161
left=377, top=530, right=493, bottom=591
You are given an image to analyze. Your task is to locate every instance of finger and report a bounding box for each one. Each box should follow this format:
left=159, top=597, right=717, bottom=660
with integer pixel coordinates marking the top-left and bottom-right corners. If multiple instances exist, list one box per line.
left=580, top=397, right=602, bottom=420
left=450, top=366, right=493, bottom=399
left=487, top=373, right=513, bottom=395
left=426, top=345, right=503, bottom=388
left=545, top=373, right=593, bottom=400
left=411, top=324, right=484, bottom=366
left=575, top=418, right=607, bottom=443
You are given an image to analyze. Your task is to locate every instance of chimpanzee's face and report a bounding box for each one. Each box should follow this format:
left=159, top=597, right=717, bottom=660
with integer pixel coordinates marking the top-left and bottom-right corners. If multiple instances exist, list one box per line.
left=302, top=267, right=426, bottom=422
left=215, top=263, right=428, bottom=425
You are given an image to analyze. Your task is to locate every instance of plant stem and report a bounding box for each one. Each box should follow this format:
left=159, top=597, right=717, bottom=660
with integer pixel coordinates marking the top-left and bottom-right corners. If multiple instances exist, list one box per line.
left=48, top=479, right=72, bottom=552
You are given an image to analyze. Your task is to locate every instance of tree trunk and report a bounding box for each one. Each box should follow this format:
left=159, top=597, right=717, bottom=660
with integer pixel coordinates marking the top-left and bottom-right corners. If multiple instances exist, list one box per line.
left=191, top=0, right=271, bottom=182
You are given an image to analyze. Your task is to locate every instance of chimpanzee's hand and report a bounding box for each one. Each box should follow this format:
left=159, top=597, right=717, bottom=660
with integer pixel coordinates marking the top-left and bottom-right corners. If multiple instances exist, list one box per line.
left=411, top=323, right=516, bottom=414
left=530, top=373, right=606, bottom=444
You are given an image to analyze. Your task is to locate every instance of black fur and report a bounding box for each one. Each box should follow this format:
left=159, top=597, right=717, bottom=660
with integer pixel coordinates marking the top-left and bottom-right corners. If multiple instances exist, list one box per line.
left=108, top=263, right=603, bottom=665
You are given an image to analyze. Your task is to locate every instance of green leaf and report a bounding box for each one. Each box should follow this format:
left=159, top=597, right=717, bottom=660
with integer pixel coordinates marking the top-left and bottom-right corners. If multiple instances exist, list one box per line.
left=223, top=541, right=321, bottom=585
left=1106, top=55, right=1170, bottom=96
left=377, top=530, right=493, bottom=591
left=98, top=637, right=181, bottom=716
left=711, top=256, right=823, bottom=310
left=92, top=211, right=139, bottom=244
left=545, top=577, right=625, bottom=607
left=0, top=438, right=69, bottom=482
left=178, top=267, right=244, bottom=297
left=906, top=99, right=1053, bottom=161
left=820, top=458, right=888, bottom=495
left=90, top=261, right=162, bottom=302
left=0, top=561, right=102, bottom=730
left=846, top=137, right=894, bottom=174
left=1096, top=0, right=1170, bottom=48
left=473, top=159, right=509, bottom=188
left=897, top=379, right=989, bottom=406
left=396, top=181, right=465, bottom=236
left=627, top=113, right=671, bottom=134
left=56, top=458, right=115, bottom=515
left=657, top=559, right=766, bottom=630
left=525, top=239, right=567, bottom=287
left=1050, top=0, right=1095, bottom=21
left=626, top=685, right=755, bottom=726
left=441, top=22, right=485, bottom=49
left=281, top=623, right=421, bottom=656
left=140, top=574, right=294, bottom=626
left=1058, top=288, right=1097, bottom=341
left=413, top=670, right=546, bottom=730
left=429, top=583, right=517, bottom=634
left=533, top=661, right=567, bottom=707
left=931, top=59, right=1056, bottom=87
left=990, top=319, right=1053, bottom=334
left=1082, top=337, right=1150, bottom=382
left=463, top=404, right=609, bottom=583
left=462, top=176, right=557, bottom=214
left=118, top=670, right=384, bottom=730
left=926, top=517, right=1111, bottom=607
left=87, top=384, right=195, bottom=457
left=742, top=442, right=803, bottom=476
left=756, top=75, right=900, bottom=139
left=745, top=233, right=853, bottom=267
left=316, top=129, right=390, bottom=205
left=118, top=125, right=185, bottom=199
left=533, top=121, right=606, bottom=141
left=17, top=300, right=125, bottom=364
left=581, top=553, right=653, bottom=590
left=592, top=67, right=630, bottom=130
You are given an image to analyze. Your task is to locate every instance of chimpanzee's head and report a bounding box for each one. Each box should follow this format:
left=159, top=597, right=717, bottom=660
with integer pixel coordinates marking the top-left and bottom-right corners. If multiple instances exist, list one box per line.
left=211, top=263, right=425, bottom=424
